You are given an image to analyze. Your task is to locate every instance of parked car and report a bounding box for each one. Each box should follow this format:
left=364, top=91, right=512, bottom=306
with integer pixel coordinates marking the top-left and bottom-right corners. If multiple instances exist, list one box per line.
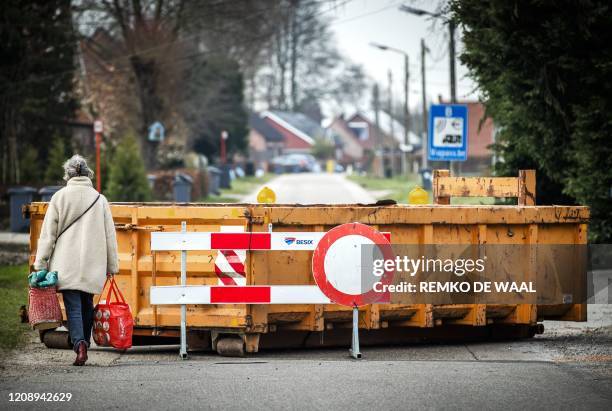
left=271, top=154, right=320, bottom=173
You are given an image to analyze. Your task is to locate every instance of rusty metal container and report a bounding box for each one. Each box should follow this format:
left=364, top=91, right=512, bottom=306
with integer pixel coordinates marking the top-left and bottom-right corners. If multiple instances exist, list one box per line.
left=25, top=200, right=589, bottom=354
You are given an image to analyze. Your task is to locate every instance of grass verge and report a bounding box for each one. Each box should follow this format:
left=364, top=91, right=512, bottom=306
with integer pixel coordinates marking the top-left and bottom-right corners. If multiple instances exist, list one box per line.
left=199, top=174, right=274, bottom=203
left=0, top=264, right=29, bottom=350
left=348, top=174, right=420, bottom=204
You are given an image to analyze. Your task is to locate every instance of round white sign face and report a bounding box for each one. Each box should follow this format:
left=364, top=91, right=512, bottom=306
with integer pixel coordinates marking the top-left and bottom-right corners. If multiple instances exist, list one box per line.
left=323, top=234, right=375, bottom=295
left=312, top=223, right=395, bottom=307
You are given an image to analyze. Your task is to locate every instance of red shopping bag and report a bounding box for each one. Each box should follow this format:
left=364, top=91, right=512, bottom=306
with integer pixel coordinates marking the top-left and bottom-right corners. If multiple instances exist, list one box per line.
left=93, top=277, right=133, bottom=350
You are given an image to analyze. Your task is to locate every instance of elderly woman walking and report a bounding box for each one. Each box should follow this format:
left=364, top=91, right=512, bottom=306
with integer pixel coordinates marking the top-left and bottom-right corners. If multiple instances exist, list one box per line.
left=33, top=155, right=119, bottom=366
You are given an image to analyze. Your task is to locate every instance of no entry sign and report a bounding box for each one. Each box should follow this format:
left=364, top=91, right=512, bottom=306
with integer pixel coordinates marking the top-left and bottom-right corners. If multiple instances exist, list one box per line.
left=312, top=223, right=394, bottom=307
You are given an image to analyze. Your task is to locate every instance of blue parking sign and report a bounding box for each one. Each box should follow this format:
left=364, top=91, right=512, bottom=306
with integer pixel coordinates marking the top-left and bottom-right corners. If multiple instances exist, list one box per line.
left=428, top=104, right=468, bottom=161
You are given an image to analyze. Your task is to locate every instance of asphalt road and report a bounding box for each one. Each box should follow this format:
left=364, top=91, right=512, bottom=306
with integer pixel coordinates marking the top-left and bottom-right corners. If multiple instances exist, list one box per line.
left=1, top=322, right=611, bottom=411
left=242, top=172, right=376, bottom=204
left=1, top=173, right=610, bottom=410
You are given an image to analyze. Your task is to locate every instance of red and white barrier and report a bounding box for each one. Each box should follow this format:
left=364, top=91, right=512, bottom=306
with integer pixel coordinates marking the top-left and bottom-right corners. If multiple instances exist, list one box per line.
left=150, top=228, right=391, bottom=305
left=151, top=223, right=392, bottom=359
left=214, top=226, right=246, bottom=286
left=215, top=250, right=246, bottom=286
left=151, top=231, right=390, bottom=251
left=150, top=285, right=331, bottom=305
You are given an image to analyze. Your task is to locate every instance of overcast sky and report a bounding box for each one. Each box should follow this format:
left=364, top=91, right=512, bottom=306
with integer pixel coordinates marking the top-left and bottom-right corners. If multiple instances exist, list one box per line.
left=324, top=0, right=479, bottom=115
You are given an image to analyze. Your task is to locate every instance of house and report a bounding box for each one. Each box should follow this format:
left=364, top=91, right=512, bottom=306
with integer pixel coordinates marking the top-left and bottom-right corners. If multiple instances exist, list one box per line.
left=326, top=116, right=364, bottom=166
left=248, top=111, right=324, bottom=171
left=327, top=111, right=421, bottom=175
left=248, top=113, right=285, bottom=172
left=463, top=101, right=495, bottom=174
left=262, top=110, right=323, bottom=152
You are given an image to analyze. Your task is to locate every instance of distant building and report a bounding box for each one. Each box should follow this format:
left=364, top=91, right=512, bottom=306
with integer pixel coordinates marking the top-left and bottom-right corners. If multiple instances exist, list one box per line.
left=327, top=116, right=364, bottom=167
left=247, top=113, right=285, bottom=172
left=327, top=111, right=421, bottom=175
left=463, top=101, right=495, bottom=175
left=248, top=111, right=324, bottom=171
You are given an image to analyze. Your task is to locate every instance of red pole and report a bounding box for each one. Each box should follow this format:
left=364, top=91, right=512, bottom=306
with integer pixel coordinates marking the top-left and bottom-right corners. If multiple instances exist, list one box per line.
left=95, top=132, right=101, bottom=192
left=220, top=131, right=227, bottom=164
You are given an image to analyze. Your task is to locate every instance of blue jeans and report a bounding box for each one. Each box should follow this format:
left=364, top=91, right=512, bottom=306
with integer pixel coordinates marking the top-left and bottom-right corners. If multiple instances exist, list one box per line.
left=61, top=290, right=94, bottom=352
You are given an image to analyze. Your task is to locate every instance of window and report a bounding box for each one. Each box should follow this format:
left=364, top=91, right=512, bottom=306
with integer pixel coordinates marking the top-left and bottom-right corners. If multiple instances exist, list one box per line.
left=348, top=121, right=369, bottom=141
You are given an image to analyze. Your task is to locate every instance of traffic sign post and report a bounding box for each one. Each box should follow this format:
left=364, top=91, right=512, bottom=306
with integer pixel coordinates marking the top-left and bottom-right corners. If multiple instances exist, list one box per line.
left=428, top=104, right=468, bottom=162
left=311, top=223, right=394, bottom=359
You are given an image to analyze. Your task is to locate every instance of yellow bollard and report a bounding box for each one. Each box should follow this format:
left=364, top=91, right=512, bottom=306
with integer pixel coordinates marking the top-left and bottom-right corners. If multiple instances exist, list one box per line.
left=408, top=185, right=429, bottom=204
left=257, top=186, right=276, bottom=204
left=326, top=160, right=335, bottom=174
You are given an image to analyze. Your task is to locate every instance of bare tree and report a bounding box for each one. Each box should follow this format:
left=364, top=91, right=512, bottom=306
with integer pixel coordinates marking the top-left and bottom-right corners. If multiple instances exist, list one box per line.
left=75, top=0, right=283, bottom=167
left=253, top=0, right=369, bottom=116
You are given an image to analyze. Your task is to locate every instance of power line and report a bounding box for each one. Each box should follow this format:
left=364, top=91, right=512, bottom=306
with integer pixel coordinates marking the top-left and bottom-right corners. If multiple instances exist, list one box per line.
left=329, top=0, right=403, bottom=26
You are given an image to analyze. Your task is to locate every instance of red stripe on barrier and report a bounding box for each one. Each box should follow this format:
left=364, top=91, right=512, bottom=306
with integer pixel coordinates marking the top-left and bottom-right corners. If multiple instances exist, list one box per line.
left=220, top=250, right=246, bottom=274
left=211, top=233, right=271, bottom=250
left=215, top=265, right=237, bottom=285
left=210, top=286, right=271, bottom=303
left=383, top=233, right=391, bottom=242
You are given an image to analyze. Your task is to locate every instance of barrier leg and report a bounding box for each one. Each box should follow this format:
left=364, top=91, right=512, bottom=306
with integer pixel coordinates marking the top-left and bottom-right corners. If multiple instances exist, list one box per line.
left=180, top=221, right=188, bottom=360
left=349, top=306, right=361, bottom=359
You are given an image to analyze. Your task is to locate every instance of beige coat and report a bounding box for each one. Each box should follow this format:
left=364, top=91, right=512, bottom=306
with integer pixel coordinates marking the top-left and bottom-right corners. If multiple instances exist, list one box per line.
left=34, top=176, right=119, bottom=294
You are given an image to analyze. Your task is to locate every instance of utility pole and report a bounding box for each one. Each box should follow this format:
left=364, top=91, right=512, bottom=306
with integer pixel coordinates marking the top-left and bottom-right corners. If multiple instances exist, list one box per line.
left=388, top=69, right=394, bottom=177
left=388, top=69, right=394, bottom=139
left=369, top=42, right=410, bottom=174
left=400, top=5, right=460, bottom=175
left=372, top=83, right=382, bottom=177
left=403, top=53, right=410, bottom=175
left=421, top=38, right=429, bottom=170
left=449, top=20, right=457, bottom=104
left=448, top=19, right=458, bottom=175
left=373, top=83, right=380, bottom=132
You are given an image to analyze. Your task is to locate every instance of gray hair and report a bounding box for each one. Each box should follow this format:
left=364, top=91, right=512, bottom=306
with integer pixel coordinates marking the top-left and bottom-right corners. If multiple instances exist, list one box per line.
left=63, top=154, right=94, bottom=181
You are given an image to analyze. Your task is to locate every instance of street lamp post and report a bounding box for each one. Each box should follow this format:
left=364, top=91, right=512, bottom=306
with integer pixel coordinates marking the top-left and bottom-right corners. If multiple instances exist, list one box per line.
left=448, top=19, right=457, bottom=104
left=370, top=42, right=410, bottom=175
left=400, top=4, right=458, bottom=173
left=421, top=38, right=429, bottom=170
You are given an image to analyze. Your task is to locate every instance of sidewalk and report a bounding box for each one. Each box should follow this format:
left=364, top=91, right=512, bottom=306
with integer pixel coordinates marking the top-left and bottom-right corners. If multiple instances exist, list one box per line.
left=0, top=232, right=29, bottom=246
left=0, top=232, right=29, bottom=266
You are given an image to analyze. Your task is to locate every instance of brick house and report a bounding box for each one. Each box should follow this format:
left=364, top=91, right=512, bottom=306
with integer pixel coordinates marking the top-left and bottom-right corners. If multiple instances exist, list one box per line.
left=247, top=113, right=285, bottom=172
left=327, top=111, right=421, bottom=174
left=462, top=101, right=496, bottom=174
left=248, top=111, right=323, bottom=171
